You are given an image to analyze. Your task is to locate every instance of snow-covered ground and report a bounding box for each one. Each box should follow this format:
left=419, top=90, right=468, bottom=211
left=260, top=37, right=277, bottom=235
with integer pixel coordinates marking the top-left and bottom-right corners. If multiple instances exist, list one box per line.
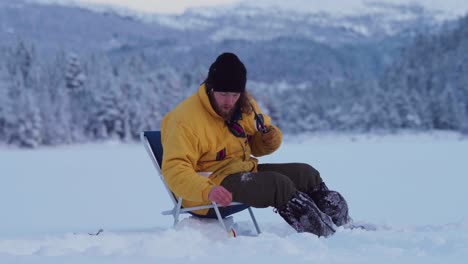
left=1, top=131, right=467, bottom=263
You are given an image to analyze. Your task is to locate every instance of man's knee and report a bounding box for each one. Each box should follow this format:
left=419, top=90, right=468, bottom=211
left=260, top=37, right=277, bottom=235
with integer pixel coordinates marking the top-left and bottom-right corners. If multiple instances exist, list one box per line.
left=295, top=163, right=323, bottom=186
left=267, top=172, right=296, bottom=193
left=302, top=163, right=321, bottom=177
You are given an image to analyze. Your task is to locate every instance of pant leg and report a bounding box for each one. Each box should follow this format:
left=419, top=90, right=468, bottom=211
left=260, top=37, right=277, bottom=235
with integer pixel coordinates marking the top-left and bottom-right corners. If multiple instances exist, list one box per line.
left=220, top=171, right=296, bottom=209
left=258, top=163, right=323, bottom=193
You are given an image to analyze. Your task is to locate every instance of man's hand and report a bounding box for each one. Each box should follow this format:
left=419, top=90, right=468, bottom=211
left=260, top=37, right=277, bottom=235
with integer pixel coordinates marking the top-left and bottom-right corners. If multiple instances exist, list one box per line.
left=208, top=186, right=232, bottom=207
left=260, top=125, right=282, bottom=152
left=261, top=125, right=278, bottom=143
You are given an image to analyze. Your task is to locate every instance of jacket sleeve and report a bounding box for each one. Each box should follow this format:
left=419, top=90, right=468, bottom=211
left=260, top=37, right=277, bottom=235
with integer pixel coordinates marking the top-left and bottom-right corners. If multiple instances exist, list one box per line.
left=161, top=122, right=215, bottom=203
left=248, top=99, right=283, bottom=157
left=250, top=125, right=283, bottom=157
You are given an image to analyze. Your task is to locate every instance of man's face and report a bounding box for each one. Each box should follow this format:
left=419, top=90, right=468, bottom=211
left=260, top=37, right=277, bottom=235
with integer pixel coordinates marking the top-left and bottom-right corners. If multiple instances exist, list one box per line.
left=212, top=91, right=241, bottom=120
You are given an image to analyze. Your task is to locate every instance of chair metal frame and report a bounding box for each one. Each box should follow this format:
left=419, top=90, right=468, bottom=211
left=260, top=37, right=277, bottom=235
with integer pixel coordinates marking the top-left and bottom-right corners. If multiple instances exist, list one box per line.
left=141, top=131, right=261, bottom=235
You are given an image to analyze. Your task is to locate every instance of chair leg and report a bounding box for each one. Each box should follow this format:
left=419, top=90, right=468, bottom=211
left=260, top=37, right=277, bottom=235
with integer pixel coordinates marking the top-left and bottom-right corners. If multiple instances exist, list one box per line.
left=173, top=198, right=183, bottom=226
left=248, top=207, right=261, bottom=235
left=212, top=202, right=229, bottom=232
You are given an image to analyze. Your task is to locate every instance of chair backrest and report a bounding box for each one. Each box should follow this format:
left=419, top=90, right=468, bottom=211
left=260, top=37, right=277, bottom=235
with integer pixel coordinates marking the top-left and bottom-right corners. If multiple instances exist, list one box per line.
left=142, top=131, right=163, bottom=168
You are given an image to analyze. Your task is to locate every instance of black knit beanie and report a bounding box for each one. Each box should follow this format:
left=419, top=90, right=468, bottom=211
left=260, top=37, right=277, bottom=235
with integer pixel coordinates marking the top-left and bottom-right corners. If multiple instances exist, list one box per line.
left=207, top=52, right=247, bottom=93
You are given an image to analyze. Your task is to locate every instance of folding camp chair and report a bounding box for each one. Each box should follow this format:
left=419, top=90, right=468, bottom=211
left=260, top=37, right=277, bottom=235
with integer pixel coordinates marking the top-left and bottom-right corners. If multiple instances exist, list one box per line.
left=141, top=131, right=261, bottom=235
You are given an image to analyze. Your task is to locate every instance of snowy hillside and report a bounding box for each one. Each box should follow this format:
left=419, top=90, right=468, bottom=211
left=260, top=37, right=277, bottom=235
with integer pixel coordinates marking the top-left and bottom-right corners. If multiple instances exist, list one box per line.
left=243, top=0, right=468, bottom=18
left=179, top=1, right=449, bottom=42
left=1, top=132, right=467, bottom=263
left=138, top=1, right=451, bottom=43
left=29, top=0, right=468, bottom=18
left=20, top=0, right=467, bottom=44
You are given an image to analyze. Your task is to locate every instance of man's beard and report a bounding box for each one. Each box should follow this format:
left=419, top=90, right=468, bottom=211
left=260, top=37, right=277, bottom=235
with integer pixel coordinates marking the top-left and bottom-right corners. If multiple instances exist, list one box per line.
left=210, top=97, right=236, bottom=120
left=214, top=102, right=236, bottom=120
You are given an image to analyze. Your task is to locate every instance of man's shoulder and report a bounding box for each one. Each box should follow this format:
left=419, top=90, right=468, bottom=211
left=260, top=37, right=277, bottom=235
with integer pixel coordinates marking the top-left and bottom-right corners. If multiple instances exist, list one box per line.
left=162, top=93, right=206, bottom=129
left=169, top=93, right=202, bottom=116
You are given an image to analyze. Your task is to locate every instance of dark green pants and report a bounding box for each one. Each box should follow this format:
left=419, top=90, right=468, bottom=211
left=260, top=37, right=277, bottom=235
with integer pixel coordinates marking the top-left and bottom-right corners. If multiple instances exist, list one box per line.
left=220, top=163, right=323, bottom=209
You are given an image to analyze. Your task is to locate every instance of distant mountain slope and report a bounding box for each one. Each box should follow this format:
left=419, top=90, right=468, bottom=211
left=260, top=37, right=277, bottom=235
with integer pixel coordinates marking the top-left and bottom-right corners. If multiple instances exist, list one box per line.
left=158, top=1, right=444, bottom=44
left=1, top=0, right=455, bottom=51
left=0, top=0, right=177, bottom=55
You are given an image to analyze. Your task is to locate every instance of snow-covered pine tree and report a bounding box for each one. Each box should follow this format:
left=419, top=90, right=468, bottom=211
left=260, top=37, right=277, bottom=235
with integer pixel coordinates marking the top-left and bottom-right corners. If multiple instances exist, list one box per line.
left=0, top=62, right=10, bottom=144
left=154, top=67, right=183, bottom=116
left=84, top=55, right=126, bottom=140
left=65, top=53, right=85, bottom=90
left=2, top=41, right=43, bottom=148
left=117, top=54, right=148, bottom=140
left=3, top=71, right=42, bottom=148
left=40, top=50, right=73, bottom=145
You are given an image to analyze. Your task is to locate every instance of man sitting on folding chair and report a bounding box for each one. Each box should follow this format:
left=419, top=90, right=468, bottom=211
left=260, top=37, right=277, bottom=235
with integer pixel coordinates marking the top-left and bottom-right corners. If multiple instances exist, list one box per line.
left=161, top=52, right=351, bottom=237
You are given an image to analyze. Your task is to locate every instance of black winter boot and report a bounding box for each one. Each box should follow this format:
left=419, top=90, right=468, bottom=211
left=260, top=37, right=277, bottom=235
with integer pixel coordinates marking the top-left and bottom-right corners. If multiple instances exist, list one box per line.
left=308, top=183, right=350, bottom=227
left=278, top=191, right=336, bottom=237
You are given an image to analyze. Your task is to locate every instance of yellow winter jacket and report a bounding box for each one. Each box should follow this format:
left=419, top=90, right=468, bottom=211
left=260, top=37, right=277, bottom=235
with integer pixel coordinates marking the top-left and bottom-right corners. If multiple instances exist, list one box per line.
left=161, top=84, right=282, bottom=215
